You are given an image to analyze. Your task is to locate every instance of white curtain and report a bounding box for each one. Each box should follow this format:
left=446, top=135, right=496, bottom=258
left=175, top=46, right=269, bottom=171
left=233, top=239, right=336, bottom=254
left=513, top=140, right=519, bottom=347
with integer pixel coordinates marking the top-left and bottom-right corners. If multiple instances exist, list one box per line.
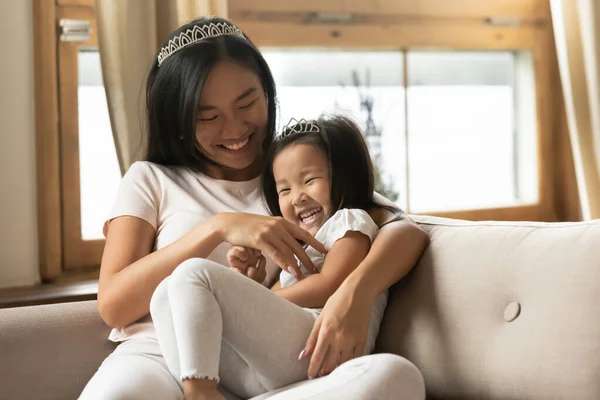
left=550, top=0, right=600, bottom=219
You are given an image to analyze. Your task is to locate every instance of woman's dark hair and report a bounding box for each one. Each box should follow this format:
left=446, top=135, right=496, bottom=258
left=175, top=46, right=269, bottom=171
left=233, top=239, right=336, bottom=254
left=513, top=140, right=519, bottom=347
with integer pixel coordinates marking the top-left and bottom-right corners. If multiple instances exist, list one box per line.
left=144, top=17, right=277, bottom=169
left=262, top=114, right=377, bottom=218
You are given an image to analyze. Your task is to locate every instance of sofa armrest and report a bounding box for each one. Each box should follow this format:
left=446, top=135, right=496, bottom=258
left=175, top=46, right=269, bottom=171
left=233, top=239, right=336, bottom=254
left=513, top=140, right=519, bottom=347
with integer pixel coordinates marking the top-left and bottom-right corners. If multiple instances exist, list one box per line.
left=0, top=300, right=116, bottom=400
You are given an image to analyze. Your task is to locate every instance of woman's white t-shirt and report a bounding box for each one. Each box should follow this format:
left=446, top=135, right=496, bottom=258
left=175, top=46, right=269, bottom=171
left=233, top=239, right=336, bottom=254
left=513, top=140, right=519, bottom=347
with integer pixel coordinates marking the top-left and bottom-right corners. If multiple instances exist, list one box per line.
left=104, top=161, right=276, bottom=342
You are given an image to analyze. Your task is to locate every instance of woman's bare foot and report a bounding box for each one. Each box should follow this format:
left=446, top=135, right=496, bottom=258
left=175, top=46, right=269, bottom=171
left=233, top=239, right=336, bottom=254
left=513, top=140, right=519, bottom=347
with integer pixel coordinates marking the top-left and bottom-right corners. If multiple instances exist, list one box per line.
left=183, top=378, right=225, bottom=400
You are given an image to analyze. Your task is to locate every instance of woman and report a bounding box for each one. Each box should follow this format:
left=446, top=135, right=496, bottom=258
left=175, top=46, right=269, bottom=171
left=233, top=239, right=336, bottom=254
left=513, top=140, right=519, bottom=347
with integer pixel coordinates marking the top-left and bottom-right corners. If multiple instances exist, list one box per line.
left=80, top=16, right=428, bottom=400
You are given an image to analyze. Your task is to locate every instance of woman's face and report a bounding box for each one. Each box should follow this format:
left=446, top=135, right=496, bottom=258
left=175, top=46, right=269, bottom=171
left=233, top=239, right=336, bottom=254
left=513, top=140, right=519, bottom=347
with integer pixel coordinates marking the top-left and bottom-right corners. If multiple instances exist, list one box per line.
left=196, top=61, right=268, bottom=180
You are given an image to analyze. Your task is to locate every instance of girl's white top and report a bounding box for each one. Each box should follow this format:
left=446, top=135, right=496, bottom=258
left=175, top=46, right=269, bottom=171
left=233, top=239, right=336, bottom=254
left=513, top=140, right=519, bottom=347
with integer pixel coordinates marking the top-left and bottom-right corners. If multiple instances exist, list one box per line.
left=279, top=208, right=388, bottom=354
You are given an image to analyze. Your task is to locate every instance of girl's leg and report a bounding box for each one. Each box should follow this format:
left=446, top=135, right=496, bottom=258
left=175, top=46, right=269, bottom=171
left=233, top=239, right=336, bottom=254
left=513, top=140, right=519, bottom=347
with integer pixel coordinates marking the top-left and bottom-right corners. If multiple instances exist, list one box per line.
left=78, top=338, right=182, bottom=400
left=150, top=278, right=182, bottom=378
left=151, top=277, right=243, bottom=400
left=151, top=258, right=316, bottom=399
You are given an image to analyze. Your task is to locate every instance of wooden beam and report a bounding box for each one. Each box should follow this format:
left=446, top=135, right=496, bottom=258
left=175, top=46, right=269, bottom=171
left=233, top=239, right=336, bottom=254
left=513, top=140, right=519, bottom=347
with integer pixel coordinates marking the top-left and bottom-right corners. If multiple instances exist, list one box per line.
left=229, top=0, right=549, bottom=21
left=33, top=0, right=63, bottom=280
left=56, top=0, right=95, bottom=7
left=237, top=20, right=540, bottom=49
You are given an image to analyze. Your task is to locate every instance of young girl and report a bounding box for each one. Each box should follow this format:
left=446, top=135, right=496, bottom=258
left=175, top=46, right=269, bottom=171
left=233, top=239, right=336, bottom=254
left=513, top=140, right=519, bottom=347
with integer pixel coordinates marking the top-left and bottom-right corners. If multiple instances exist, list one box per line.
left=150, top=115, right=392, bottom=400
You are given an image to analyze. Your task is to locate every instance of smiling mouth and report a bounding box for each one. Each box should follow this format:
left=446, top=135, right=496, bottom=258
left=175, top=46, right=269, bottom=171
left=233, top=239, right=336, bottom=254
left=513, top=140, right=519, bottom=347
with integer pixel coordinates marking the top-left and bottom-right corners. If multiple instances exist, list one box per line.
left=219, top=134, right=252, bottom=152
left=298, top=208, right=323, bottom=225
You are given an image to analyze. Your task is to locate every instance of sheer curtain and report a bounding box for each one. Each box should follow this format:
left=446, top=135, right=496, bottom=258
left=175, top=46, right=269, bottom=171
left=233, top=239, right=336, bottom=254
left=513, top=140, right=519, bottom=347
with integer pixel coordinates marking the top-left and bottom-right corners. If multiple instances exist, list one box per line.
left=550, top=0, right=600, bottom=219
left=95, top=0, right=228, bottom=174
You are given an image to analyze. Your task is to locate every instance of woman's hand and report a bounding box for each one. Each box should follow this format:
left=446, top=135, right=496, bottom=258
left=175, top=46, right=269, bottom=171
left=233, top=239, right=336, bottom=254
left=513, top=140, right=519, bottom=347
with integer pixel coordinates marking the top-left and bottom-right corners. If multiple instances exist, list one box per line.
left=213, top=213, right=326, bottom=280
left=226, top=246, right=267, bottom=284
left=300, top=217, right=429, bottom=379
left=299, top=280, right=373, bottom=379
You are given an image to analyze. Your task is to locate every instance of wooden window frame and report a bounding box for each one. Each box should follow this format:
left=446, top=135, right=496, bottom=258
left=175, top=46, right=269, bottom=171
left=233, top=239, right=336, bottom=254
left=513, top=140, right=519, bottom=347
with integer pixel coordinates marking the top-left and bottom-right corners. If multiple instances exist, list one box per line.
left=34, top=0, right=100, bottom=280
left=34, top=0, right=62, bottom=280
left=33, top=0, right=574, bottom=280
left=234, top=13, right=559, bottom=222
left=57, top=5, right=104, bottom=270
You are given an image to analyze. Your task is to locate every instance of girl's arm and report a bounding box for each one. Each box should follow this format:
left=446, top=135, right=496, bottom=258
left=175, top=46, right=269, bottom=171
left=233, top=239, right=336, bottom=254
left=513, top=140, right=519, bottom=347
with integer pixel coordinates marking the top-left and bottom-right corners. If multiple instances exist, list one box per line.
left=273, top=231, right=371, bottom=308
left=302, top=216, right=429, bottom=379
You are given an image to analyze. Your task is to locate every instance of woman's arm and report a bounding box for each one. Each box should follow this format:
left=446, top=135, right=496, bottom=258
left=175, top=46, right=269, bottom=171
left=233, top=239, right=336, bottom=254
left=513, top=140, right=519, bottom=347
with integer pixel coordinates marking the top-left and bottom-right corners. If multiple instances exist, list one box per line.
left=98, top=216, right=223, bottom=329
left=273, top=231, right=371, bottom=308
left=302, top=217, right=429, bottom=379
left=345, top=216, right=429, bottom=302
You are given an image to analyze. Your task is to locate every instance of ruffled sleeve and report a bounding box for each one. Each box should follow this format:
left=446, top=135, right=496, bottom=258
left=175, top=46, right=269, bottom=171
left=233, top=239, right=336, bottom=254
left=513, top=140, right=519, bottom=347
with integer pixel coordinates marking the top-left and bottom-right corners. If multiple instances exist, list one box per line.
left=316, top=209, right=379, bottom=249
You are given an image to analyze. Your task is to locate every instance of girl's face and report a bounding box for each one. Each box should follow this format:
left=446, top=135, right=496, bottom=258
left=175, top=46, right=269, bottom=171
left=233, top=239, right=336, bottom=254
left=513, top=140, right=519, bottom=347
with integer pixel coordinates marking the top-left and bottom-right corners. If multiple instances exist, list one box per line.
left=196, top=61, right=268, bottom=180
left=272, top=143, right=332, bottom=236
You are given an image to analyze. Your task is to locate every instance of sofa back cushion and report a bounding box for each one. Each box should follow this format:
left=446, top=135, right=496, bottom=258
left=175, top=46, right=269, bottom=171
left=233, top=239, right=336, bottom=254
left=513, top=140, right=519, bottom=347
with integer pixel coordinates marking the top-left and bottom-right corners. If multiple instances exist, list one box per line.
left=376, top=216, right=600, bottom=400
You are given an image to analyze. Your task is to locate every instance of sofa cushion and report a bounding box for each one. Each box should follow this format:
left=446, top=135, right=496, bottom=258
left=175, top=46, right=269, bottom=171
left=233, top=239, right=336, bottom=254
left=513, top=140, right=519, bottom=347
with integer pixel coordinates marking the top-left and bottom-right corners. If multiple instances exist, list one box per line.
left=0, top=300, right=115, bottom=400
left=376, top=216, right=600, bottom=400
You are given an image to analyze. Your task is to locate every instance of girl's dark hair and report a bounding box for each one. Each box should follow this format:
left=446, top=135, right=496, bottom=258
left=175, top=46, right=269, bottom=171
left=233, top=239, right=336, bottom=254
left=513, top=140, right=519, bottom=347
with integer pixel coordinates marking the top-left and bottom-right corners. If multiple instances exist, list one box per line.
left=262, top=114, right=377, bottom=218
left=144, top=17, right=277, bottom=169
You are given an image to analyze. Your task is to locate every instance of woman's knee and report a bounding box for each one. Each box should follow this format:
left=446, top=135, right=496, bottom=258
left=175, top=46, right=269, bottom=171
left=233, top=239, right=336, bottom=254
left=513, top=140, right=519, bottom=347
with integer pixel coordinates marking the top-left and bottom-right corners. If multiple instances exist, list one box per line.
left=333, top=353, right=425, bottom=399
left=367, top=354, right=425, bottom=399
left=79, top=352, right=182, bottom=400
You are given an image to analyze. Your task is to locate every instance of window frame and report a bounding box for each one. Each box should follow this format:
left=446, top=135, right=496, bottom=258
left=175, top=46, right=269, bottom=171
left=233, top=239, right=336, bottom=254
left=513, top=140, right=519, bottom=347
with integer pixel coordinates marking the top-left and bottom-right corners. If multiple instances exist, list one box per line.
left=57, top=5, right=105, bottom=270
left=33, top=0, right=563, bottom=279
left=238, top=18, right=558, bottom=222
left=34, top=0, right=102, bottom=279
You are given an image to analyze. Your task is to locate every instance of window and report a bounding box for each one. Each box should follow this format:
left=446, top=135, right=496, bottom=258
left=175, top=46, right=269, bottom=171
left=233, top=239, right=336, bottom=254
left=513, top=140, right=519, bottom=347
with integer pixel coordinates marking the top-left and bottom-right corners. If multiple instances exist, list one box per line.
left=262, top=49, right=538, bottom=214
left=69, top=49, right=541, bottom=266
left=78, top=49, right=121, bottom=241
left=34, top=2, right=559, bottom=278
left=264, top=50, right=406, bottom=205
left=406, top=51, right=538, bottom=213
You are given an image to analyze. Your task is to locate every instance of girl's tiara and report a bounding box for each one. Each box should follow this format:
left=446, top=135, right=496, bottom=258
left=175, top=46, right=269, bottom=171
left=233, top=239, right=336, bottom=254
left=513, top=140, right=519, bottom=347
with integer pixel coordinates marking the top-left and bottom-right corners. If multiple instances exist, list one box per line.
left=157, top=22, right=246, bottom=66
left=281, top=118, right=321, bottom=138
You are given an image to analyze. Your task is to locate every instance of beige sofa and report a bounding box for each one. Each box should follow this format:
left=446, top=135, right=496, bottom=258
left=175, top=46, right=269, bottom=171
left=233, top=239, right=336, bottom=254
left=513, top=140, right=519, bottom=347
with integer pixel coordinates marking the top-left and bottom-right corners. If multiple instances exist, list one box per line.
left=1, top=215, right=599, bottom=399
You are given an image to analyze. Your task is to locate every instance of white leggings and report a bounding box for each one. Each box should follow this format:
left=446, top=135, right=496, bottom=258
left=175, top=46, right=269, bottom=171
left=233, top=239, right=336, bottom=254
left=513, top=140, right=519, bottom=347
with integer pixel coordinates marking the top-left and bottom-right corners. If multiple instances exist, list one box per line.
left=80, top=258, right=425, bottom=399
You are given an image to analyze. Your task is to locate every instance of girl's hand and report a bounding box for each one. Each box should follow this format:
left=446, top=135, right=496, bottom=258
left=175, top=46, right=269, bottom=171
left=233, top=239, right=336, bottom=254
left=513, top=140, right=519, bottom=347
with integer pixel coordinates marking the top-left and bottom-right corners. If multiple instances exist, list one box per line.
left=226, top=246, right=267, bottom=284
left=213, top=213, right=326, bottom=280
left=299, top=281, right=373, bottom=379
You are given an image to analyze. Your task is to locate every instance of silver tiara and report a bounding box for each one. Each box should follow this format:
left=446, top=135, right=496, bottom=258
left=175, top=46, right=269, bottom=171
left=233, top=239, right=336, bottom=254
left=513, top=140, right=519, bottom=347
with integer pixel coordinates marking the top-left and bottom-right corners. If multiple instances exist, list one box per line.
left=281, top=118, right=321, bottom=138
left=157, top=22, right=246, bottom=66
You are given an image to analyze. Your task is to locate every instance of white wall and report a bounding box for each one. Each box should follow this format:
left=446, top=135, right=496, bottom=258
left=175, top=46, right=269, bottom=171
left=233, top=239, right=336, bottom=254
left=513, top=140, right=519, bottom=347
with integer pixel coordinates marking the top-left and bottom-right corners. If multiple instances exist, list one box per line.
left=0, top=0, right=41, bottom=288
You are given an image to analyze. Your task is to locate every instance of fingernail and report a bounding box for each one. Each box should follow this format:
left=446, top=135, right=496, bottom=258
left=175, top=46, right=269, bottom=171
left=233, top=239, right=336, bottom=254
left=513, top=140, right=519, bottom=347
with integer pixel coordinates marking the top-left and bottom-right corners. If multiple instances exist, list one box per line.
left=287, top=266, right=296, bottom=275
left=324, top=245, right=331, bottom=252
left=298, top=350, right=305, bottom=360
